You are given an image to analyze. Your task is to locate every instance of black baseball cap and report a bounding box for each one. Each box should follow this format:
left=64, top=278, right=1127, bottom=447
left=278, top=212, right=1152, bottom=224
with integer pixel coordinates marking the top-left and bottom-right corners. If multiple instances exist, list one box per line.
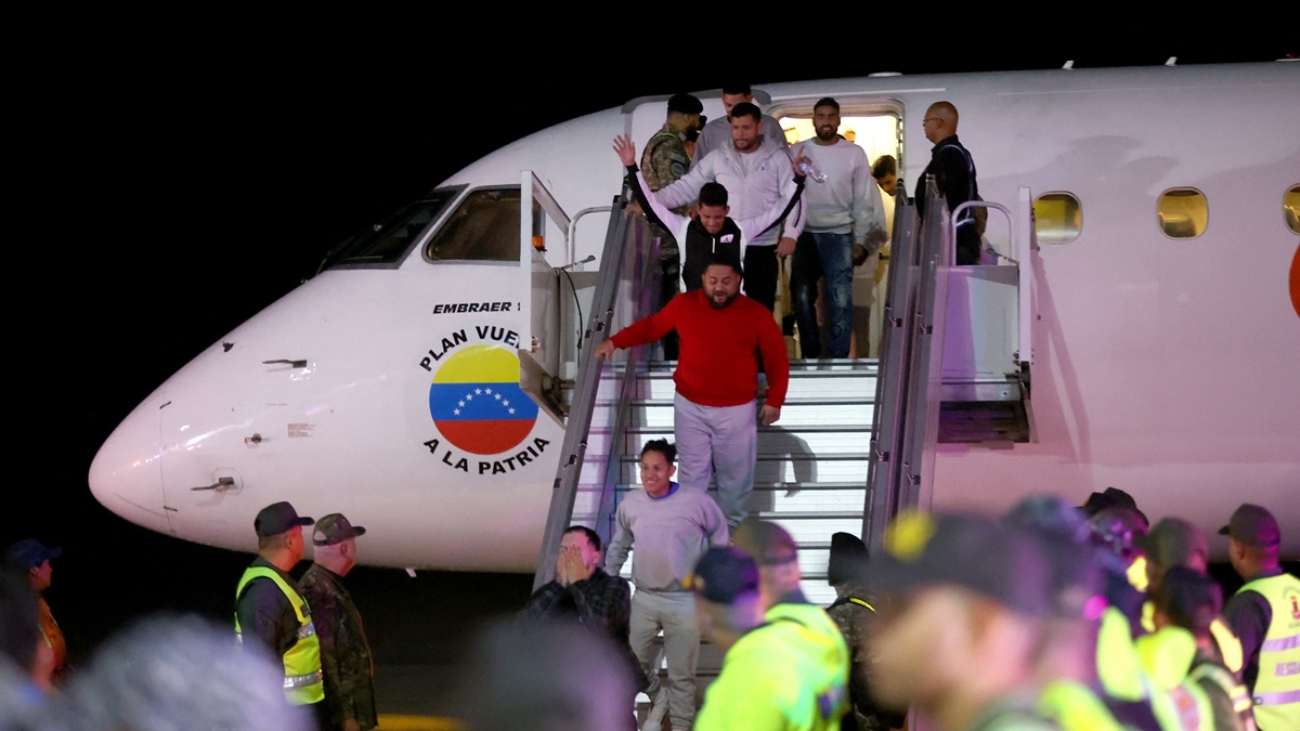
left=689, top=547, right=760, bottom=605
left=1218, top=504, right=1280, bottom=548
left=865, top=511, right=1054, bottom=618
left=254, top=501, right=314, bottom=537
left=827, top=532, right=868, bottom=586
left=667, top=93, right=703, bottom=115
left=5, top=539, right=61, bottom=569
left=312, top=513, right=366, bottom=546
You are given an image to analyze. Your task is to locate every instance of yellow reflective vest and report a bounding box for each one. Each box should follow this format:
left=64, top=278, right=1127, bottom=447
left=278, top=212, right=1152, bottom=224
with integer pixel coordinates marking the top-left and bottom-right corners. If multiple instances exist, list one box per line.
left=696, top=602, right=850, bottom=731
left=235, top=566, right=325, bottom=705
left=1235, top=574, right=1300, bottom=731
left=1038, top=680, right=1127, bottom=731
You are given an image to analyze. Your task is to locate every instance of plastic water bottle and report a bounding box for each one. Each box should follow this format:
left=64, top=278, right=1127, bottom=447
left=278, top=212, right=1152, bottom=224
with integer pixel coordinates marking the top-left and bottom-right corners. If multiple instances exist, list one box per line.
left=797, top=158, right=828, bottom=183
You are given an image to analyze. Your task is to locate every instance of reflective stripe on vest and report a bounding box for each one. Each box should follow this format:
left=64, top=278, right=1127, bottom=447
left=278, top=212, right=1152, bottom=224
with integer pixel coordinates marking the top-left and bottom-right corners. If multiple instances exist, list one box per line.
left=848, top=597, right=876, bottom=612
left=235, top=567, right=325, bottom=705
left=1188, top=661, right=1255, bottom=729
left=1236, top=573, right=1300, bottom=731
left=1038, top=680, right=1126, bottom=731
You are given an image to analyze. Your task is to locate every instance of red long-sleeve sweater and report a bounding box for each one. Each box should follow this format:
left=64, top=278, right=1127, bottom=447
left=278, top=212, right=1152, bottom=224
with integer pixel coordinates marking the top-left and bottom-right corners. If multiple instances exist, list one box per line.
left=609, top=290, right=789, bottom=408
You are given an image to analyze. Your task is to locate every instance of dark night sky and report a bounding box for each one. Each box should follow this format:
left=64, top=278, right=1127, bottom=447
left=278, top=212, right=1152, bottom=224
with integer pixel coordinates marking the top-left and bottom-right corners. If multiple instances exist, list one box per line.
left=8, top=31, right=1291, bottom=663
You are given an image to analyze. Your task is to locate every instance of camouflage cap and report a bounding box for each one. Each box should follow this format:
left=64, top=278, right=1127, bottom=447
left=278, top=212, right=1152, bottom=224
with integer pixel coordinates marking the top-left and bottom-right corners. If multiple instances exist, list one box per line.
left=312, top=513, right=367, bottom=546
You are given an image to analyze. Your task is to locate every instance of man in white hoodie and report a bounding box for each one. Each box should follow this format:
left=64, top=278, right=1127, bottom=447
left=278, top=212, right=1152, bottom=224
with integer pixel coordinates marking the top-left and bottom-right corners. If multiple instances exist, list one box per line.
left=652, top=102, right=805, bottom=312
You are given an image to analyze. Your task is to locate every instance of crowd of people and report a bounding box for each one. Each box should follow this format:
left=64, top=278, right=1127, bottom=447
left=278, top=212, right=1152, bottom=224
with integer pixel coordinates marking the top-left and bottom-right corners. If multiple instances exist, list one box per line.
left=3, top=88, right=1295, bottom=731
left=3, top=503, right=375, bottom=731
left=522, top=488, right=1296, bottom=731
left=622, top=85, right=982, bottom=363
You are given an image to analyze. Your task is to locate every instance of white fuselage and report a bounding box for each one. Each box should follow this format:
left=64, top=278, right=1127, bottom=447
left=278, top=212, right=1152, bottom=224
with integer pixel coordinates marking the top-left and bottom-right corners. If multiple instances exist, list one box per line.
left=89, top=63, right=1300, bottom=568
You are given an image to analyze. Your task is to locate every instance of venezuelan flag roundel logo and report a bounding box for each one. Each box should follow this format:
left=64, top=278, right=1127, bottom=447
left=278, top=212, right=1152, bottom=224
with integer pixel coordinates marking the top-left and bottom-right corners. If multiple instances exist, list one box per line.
left=428, top=344, right=539, bottom=455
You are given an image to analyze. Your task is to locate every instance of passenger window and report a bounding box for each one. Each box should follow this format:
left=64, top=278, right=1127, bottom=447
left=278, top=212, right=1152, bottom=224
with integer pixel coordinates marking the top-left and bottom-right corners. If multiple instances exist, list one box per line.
left=1157, top=188, right=1208, bottom=239
left=425, top=188, right=522, bottom=262
left=1033, top=193, right=1082, bottom=244
left=1286, top=185, right=1299, bottom=235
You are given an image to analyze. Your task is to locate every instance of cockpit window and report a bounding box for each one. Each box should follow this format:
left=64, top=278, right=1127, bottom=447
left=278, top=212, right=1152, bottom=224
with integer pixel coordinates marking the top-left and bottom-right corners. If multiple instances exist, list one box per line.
left=424, top=188, right=522, bottom=263
left=324, top=188, right=460, bottom=270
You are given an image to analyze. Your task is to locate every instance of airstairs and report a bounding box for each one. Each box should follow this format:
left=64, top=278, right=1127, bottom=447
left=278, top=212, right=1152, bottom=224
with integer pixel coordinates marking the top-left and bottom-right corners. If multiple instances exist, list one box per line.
left=522, top=169, right=1041, bottom=717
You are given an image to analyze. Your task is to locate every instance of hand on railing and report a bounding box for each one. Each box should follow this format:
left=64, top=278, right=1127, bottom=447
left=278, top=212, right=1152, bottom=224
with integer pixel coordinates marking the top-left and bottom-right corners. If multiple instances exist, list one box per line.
left=594, top=340, right=617, bottom=361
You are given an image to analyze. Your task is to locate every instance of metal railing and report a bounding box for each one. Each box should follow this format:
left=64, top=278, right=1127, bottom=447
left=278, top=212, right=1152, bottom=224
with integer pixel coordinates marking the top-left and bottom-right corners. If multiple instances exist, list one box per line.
left=533, top=193, right=660, bottom=590
left=863, top=175, right=953, bottom=546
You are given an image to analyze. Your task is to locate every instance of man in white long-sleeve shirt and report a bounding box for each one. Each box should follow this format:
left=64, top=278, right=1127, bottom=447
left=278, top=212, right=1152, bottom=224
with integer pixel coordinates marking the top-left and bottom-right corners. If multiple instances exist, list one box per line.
left=652, top=102, right=805, bottom=312
left=789, top=97, right=887, bottom=358
left=614, top=135, right=805, bottom=294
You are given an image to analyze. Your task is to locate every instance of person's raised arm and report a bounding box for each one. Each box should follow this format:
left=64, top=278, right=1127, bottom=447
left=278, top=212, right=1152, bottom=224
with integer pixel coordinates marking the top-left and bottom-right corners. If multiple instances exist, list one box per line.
left=614, top=135, right=689, bottom=237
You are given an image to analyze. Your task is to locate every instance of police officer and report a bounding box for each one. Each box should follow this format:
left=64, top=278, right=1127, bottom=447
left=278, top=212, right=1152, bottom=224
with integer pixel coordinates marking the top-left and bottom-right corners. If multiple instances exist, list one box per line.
left=235, top=501, right=325, bottom=716
left=690, top=546, right=848, bottom=730
left=641, top=92, right=704, bottom=361
left=863, top=511, right=1060, bottom=731
left=1220, top=504, right=1299, bottom=731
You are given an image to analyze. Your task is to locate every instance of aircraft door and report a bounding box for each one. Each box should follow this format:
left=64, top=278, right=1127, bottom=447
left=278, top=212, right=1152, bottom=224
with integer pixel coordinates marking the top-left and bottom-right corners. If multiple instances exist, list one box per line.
left=521, top=172, right=568, bottom=420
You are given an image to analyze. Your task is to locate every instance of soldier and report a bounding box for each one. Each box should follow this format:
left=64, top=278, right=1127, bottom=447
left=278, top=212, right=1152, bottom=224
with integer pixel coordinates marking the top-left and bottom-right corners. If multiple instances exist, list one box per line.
left=641, top=93, right=704, bottom=361
left=641, top=93, right=703, bottom=194
left=300, top=513, right=376, bottom=731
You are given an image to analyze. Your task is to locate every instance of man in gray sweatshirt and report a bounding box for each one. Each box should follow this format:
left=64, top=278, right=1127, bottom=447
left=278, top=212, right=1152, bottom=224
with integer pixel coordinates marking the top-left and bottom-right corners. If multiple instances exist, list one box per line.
left=789, top=97, right=887, bottom=359
left=606, top=439, right=730, bottom=731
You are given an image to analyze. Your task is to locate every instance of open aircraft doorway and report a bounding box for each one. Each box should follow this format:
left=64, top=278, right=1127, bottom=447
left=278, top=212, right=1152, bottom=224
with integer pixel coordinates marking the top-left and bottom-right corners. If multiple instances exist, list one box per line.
left=778, top=110, right=901, bottom=358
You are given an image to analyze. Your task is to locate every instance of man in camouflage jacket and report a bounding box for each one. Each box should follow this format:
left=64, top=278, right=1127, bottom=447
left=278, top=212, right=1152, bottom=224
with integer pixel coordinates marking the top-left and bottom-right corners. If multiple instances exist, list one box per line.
left=300, top=514, right=377, bottom=731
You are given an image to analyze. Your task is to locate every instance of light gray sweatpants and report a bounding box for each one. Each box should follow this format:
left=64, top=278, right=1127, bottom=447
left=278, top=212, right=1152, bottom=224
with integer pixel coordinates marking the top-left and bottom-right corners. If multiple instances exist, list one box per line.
left=629, top=589, right=699, bottom=730
left=673, top=393, right=757, bottom=527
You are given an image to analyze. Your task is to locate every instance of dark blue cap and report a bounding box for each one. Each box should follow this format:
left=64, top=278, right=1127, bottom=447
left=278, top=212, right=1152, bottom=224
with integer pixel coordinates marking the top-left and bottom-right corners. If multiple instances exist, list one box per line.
left=5, top=539, right=61, bottom=569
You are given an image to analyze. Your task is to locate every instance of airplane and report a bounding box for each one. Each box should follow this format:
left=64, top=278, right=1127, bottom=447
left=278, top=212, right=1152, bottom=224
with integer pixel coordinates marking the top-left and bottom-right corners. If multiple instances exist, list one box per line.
left=88, top=61, right=1300, bottom=572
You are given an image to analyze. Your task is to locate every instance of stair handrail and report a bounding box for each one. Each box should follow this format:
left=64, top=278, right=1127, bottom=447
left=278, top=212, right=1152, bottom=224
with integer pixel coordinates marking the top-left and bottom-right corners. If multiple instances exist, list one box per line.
left=533, top=193, right=659, bottom=591
left=863, top=184, right=920, bottom=550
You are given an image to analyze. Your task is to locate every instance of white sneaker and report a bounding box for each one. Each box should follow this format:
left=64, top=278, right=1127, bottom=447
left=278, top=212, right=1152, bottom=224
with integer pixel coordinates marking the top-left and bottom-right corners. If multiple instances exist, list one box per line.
left=641, top=687, right=669, bottom=731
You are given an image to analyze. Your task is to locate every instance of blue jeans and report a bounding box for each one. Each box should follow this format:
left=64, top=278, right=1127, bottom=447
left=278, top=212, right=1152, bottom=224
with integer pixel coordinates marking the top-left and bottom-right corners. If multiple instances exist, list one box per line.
left=791, top=231, right=853, bottom=358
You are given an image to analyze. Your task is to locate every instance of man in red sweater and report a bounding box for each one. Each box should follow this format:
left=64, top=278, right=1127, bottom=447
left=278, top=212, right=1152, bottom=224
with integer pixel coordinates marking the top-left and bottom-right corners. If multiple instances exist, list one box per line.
left=596, top=253, right=789, bottom=527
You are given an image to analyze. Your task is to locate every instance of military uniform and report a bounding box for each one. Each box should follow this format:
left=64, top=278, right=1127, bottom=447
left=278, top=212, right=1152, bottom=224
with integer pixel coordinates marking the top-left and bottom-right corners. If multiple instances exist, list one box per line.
left=641, top=122, right=692, bottom=360
left=300, top=563, right=377, bottom=731
left=827, top=588, right=898, bottom=731
left=642, top=123, right=692, bottom=196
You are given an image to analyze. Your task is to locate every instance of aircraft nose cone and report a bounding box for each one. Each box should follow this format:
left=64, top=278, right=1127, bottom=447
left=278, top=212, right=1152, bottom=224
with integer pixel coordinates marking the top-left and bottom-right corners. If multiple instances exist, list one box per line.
left=89, top=395, right=171, bottom=535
